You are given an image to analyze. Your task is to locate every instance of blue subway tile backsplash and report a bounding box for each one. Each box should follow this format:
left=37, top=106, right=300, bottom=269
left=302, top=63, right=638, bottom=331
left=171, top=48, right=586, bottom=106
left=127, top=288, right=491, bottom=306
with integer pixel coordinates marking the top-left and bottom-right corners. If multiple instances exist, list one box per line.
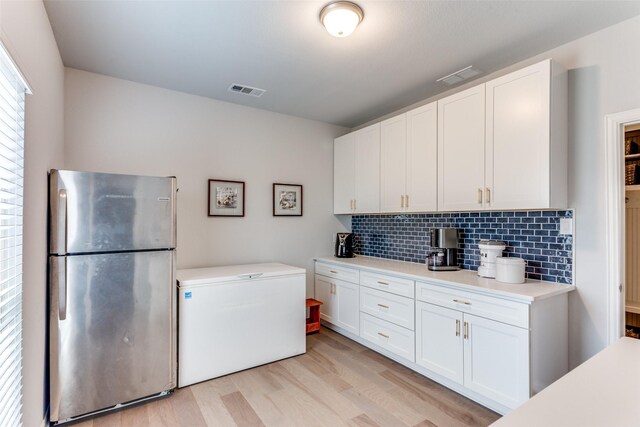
left=351, top=210, right=574, bottom=284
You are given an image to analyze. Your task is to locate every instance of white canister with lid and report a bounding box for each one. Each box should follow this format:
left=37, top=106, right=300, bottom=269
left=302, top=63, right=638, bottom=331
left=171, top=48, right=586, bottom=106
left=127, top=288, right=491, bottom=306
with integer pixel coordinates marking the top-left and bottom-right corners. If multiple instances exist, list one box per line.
left=495, top=257, right=526, bottom=284
left=478, top=240, right=506, bottom=278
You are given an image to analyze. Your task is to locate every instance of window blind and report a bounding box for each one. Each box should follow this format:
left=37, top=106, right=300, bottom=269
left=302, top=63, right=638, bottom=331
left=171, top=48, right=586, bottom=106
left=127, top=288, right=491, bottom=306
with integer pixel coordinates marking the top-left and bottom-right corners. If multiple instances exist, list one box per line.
left=0, top=44, right=27, bottom=427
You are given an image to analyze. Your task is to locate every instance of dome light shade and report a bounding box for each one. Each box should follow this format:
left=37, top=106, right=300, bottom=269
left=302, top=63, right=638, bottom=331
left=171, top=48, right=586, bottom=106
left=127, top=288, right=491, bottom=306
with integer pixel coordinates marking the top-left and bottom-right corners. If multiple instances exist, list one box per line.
left=320, top=2, right=364, bottom=38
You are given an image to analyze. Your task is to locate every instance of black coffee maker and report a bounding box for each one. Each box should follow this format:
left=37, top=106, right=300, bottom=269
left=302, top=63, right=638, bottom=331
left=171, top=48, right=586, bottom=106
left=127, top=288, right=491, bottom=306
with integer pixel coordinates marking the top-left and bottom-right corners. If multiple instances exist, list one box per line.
left=335, top=233, right=354, bottom=258
left=427, top=228, right=460, bottom=271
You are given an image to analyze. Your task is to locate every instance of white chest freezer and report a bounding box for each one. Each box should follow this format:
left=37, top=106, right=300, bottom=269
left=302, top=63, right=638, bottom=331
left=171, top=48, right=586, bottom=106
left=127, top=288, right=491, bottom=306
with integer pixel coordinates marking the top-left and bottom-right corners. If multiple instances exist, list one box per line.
left=177, top=263, right=306, bottom=387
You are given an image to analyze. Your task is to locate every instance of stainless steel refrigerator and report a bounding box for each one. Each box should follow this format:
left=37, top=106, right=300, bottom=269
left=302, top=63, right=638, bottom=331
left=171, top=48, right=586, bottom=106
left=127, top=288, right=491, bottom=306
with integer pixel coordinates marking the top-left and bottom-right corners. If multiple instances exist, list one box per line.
left=48, top=170, right=177, bottom=425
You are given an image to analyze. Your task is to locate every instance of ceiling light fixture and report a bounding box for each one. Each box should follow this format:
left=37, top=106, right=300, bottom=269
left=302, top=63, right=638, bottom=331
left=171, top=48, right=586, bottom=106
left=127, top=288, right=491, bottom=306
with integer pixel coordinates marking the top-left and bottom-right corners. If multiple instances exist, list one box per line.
left=320, top=1, right=364, bottom=38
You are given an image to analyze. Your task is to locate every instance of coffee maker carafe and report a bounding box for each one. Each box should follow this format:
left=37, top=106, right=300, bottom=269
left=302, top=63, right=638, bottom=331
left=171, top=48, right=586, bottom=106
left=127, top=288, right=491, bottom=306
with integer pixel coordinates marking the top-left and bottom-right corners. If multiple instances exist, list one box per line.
left=428, top=228, right=460, bottom=271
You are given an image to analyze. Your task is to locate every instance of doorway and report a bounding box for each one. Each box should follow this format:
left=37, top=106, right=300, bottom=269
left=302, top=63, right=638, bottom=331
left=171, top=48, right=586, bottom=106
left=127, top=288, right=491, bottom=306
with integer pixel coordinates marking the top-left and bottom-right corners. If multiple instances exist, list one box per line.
left=605, top=108, right=640, bottom=344
left=624, top=124, right=640, bottom=337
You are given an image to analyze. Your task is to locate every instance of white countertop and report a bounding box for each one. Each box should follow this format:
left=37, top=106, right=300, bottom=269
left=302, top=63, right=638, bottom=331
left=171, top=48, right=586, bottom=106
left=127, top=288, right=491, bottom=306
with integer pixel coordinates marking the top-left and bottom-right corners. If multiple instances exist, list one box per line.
left=315, top=255, right=574, bottom=303
left=491, top=337, right=640, bottom=427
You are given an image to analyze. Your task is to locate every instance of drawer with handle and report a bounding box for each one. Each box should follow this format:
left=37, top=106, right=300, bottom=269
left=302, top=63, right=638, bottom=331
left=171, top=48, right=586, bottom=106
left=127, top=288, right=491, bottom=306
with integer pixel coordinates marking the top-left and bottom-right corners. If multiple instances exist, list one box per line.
left=415, top=281, right=529, bottom=329
left=360, top=286, right=414, bottom=330
left=315, top=262, right=359, bottom=284
left=360, top=312, right=415, bottom=362
left=360, top=271, right=414, bottom=298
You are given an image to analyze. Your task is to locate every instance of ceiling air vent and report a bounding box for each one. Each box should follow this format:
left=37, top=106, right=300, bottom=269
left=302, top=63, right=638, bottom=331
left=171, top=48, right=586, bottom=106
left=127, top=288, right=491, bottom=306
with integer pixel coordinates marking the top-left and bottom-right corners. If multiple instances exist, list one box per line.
left=228, top=84, right=266, bottom=98
left=436, top=65, right=482, bottom=86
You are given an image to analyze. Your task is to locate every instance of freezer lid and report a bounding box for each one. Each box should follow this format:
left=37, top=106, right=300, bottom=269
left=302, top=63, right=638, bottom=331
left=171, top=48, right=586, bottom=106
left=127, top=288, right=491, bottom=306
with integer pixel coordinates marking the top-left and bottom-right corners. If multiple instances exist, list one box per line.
left=177, top=263, right=306, bottom=287
left=49, top=169, right=177, bottom=254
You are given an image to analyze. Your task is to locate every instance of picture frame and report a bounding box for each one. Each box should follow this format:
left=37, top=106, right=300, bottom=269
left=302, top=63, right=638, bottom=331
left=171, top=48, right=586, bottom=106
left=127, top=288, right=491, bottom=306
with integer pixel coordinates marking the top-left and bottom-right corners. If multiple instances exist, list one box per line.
left=208, top=179, right=245, bottom=217
left=273, top=183, right=303, bottom=216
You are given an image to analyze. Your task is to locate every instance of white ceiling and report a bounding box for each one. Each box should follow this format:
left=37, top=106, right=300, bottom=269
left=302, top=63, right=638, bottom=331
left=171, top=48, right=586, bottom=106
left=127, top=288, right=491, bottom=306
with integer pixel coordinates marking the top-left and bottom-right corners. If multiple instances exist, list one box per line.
left=44, top=0, right=640, bottom=128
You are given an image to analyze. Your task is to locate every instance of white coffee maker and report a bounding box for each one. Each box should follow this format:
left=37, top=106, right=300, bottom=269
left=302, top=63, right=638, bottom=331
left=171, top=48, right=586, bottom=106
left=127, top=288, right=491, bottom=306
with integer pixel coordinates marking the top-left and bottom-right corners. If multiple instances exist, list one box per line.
left=478, top=240, right=506, bottom=278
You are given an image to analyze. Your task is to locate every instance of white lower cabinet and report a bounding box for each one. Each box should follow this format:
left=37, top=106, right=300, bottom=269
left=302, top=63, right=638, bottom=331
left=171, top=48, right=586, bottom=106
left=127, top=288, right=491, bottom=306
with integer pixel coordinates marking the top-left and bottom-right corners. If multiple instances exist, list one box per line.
left=416, top=301, right=529, bottom=408
left=357, top=270, right=416, bottom=362
left=315, top=259, right=570, bottom=415
left=463, top=313, right=529, bottom=408
left=415, top=301, right=464, bottom=384
left=360, top=312, right=415, bottom=362
left=360, top=286, right=414, bottom=330
left=314, top=274, right=359, bottom=335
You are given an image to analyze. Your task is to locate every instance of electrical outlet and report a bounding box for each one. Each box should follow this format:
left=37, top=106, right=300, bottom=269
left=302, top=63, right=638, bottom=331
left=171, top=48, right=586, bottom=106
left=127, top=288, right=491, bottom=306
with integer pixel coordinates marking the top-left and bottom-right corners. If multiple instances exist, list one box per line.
left=559, top=218, right=573, bottom=235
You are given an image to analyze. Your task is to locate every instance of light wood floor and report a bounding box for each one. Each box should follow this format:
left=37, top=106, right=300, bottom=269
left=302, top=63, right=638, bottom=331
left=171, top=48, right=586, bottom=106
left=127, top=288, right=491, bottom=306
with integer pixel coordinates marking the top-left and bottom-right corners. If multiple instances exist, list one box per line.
left=71, top=329, right=500, bottom=427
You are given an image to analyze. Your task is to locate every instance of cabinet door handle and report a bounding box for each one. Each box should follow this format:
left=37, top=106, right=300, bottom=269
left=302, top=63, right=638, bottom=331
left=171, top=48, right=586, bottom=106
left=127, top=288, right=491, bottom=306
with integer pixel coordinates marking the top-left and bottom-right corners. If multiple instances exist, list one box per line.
left=453, top=299, right=471, bottom=305
left=400, top=195, right=404, bottom=208
left=477, top=188, right=483, bottom=204
left=455, top=319, right=460, bottom=337
left=377, top=303, right=389, bottom=309
left=464, top=321, right=469, bottom=340
left=330, top=270, right=338, bottom=274
left=405, top=194, right=409, bottom=208
left=485, top=187, right=491, bottom=204
left=377, top=332, right=389, bottom=338
left=353, top=199, right=356, bottom=210
left=377, top=281, right=389, bottom=286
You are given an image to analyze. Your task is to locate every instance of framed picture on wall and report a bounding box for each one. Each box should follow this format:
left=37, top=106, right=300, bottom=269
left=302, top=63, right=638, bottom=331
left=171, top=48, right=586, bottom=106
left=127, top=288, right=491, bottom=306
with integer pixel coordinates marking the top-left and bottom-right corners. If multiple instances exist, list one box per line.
left=273, top=183, right=302, bottom=216
left=208, top=179, right=245, bottom=217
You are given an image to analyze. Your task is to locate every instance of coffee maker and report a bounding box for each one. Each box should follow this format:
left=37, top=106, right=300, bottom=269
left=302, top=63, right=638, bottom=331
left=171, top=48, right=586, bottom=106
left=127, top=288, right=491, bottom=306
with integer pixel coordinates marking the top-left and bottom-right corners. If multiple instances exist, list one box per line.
left=335, top=233, right=354, bottom=258
left=427, top=228, right=460, bottom=271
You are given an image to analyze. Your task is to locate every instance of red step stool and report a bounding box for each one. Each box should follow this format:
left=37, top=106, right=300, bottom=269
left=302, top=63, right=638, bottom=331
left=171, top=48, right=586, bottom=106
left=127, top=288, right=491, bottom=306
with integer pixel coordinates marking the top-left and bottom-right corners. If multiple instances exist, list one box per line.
left=306, top=298, right=323, bottom=335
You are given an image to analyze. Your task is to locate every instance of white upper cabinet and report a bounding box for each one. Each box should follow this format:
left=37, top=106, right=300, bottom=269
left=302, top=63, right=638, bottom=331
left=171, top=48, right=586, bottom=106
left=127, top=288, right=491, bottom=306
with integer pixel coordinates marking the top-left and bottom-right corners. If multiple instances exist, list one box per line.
left=485, top=59, right=567, bottom=210
left=353, top=123, right=381, bottom=213
left=380, top=102, right=438, bottom=213
left=333, top=132, right=356, bottom=214
left=333, top=123, right=381, bottom=214
left=438, top=59, right=567, bottom=212
left=380, top=114, right=408, bottom=212
left=407, top=102, right=438, bottom=212
left=334, top=59, right=567, bottom=214
left=438, top=85, right=486, bottom=211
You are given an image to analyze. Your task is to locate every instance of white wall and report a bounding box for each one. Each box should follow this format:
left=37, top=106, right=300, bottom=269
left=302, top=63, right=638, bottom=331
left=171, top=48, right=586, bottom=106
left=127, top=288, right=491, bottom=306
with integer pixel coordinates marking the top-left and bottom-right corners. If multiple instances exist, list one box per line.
left=64, top=68, right=349, bottom=295
left=355, top=15, right=640, bottom=368
left=554, top=15, right=640, bottom=369
left=0, top=1, right=65, bottom=426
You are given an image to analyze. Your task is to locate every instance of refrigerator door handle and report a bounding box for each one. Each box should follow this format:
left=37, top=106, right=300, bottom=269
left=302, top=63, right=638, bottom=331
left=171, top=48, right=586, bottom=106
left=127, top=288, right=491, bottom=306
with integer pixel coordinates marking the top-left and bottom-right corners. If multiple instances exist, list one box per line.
left=51, top=257, right=68, bottom=320
left=59, top=257, right=67, bottom=320
left=170, top=251, right=177, bottom=388
left=171, top=178, right=177, bottom=249
left=56, top=189, right=68, bottom=254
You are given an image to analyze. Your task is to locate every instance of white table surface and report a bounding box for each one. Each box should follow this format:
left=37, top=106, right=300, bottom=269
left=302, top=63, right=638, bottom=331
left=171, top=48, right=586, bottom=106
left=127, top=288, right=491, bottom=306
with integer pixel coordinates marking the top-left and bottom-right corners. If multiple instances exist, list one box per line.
left=316, top=255, right=574, bottom=303
left=491, top=337, right=640, bottom=427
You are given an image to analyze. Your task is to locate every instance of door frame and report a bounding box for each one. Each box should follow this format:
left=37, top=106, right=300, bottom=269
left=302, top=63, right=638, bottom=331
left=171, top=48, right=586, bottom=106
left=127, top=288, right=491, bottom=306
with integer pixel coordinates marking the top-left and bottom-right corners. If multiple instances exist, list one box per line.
left=605, top=108, right=640, bottom=344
